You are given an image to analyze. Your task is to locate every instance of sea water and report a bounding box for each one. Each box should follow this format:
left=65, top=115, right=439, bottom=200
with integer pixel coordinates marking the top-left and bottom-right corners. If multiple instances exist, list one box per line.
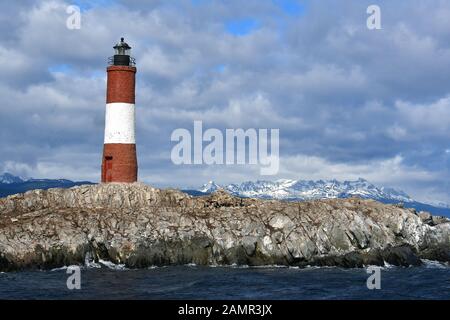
left=0, top=261, right=449, bottom=300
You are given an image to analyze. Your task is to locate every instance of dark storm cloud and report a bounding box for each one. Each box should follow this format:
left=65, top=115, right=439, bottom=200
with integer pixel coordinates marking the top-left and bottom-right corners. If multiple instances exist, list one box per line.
left=0, top=0, right=449, bottom=203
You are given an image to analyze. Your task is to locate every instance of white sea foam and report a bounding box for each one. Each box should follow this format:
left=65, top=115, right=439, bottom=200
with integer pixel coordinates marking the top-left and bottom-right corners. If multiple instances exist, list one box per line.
left=382, top=261, right=395, bottom=269
left=225, top=264, right=293, bottom=269
left=185, top=263, right=197, bottom=267
left=252, top=264, right=288, bottom=269
left=230, top=264, right=249, bottom=268
left=148, top=265, right=165, bottom=269
left=84, top=259, right=101, bottom=269
left=98, top=259, right=127, bottom=270
left=202, top=264, right=335, bottom=270
left=421, top=259, right=448, bottom=269
left=50, top=266, right=69, bottom=271
left=298, top=265, right=334, bottom=270
left=358, top=263, right=394, bottom=271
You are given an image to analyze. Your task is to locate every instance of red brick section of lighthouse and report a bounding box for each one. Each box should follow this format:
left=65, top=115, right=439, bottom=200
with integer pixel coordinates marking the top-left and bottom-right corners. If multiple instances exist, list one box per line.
left=101, top=65, right=138, bottom=183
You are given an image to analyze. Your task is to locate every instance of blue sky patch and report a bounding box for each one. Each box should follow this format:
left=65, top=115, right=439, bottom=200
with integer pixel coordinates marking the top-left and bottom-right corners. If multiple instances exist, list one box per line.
left=191, top=0, right=210, bottom=6
left=72, top=0, right=117, bottom=12
left=214, top=64, right=226, bottom=73
left=48, top=64, right=73, bottom=74
left=225, top=18, right=259, bottom=36
left=273, top=0, right=305, bottom=16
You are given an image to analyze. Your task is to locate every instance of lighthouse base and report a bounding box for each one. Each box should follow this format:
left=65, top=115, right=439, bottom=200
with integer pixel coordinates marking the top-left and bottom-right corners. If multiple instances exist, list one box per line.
left=101, top=143, right=137, bottom=183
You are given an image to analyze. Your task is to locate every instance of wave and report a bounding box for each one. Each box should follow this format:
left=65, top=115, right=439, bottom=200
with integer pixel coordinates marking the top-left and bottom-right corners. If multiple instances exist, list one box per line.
left=185, top=263, right=197, bottom=267
left=82, top=256, right=128, bottom=270
left=421, top=259, right=449, bottom=269
left=98, top=259, right=127, bottom=270
left=7, top=259, right=450, bottom=273
left=50, top=266, right=69, bottom=271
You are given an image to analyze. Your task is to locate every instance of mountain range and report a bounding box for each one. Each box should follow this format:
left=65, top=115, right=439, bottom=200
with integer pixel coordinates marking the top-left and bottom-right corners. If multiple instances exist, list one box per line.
left=1, top=173, right=449, bottom=217
left=0, top=173, right=93, bottom=198
left=190, top=178, right=450, bottom=217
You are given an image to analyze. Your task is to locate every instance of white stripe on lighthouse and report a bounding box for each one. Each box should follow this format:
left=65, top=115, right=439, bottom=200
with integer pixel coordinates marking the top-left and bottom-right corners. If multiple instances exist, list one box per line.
left=104, top=103, right=136, bottom=144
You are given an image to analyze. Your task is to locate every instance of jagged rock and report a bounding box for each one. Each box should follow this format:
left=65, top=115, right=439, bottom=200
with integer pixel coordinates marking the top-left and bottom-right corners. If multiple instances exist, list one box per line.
left=0, top=183, right=449, bottom=271
left=419, top=211, right=433, bottom=225
left=418, top=211, right=450, bottom=226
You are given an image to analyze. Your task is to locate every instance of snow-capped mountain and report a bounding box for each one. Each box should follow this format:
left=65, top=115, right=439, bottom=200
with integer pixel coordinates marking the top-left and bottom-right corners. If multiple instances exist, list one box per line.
left=0, top=173, right=93, bottom=198
left=0, top=173, right=76, bottom=185
left=0, top=173, right=26, bottom=184
left=196, top=178, right=450, bottom=217
left=199, top=178, right=414, bottom=203
left=199, top=181, right=222, bottom=193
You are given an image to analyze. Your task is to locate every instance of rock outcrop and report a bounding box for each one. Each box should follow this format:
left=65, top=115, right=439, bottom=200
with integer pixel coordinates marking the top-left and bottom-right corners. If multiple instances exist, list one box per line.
left=0, top=183, right=449, bottom=271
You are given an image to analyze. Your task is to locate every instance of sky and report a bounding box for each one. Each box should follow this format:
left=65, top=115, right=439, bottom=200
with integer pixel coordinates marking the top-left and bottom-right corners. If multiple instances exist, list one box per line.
left=0, top=0, right=449, bottom=204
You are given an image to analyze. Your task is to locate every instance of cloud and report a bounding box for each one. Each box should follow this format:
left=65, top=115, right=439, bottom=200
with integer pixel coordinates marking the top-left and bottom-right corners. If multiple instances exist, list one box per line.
left=395, top=97, right=450, bottom=135
left=1, top=0, right=450, bottom=204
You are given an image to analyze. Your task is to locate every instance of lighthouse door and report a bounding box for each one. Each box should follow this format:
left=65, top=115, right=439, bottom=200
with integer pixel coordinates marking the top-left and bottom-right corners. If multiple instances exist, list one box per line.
left=104, top=156, right=113, bottom=182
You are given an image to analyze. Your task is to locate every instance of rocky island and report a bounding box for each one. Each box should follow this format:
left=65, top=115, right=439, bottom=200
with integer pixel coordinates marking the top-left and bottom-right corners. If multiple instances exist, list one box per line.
left=0, top=183, right=449, bottom=271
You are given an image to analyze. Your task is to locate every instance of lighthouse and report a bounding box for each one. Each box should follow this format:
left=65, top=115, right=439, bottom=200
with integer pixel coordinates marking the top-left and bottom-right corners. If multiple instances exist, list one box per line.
left=101, top=38, right=138, bottom=183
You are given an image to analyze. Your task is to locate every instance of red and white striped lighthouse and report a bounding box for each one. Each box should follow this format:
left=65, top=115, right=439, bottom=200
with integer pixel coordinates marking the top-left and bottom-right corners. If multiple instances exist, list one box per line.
left=101, top=38, right=138, bottom=183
